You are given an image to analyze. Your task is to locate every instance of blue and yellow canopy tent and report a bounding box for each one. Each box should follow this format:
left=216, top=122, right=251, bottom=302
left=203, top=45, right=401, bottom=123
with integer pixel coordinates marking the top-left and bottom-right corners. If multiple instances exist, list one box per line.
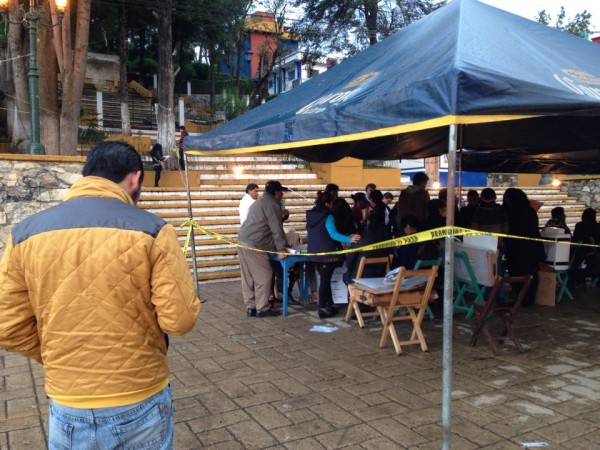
left=185, top=0, right=600, bottom=446
left=186, top=0, right=600, bottom=172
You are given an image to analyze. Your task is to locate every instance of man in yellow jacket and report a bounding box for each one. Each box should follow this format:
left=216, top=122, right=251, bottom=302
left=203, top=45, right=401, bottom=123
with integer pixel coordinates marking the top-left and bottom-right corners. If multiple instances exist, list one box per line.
left=0, top=141, right=201, bottom=449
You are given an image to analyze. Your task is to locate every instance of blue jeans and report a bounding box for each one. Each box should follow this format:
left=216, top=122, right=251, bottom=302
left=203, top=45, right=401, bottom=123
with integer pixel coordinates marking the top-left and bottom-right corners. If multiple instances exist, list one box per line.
left=49, top=385, right=173, bottom=450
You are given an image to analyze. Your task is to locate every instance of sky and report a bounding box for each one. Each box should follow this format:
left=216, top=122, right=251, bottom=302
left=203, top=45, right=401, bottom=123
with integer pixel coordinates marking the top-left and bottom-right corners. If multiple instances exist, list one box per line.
left=479, top=0, right=600, bottom=32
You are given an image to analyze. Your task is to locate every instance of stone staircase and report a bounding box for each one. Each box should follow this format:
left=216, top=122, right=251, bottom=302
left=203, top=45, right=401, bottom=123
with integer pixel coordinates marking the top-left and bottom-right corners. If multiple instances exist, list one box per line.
left=137, top=156, right=589, bottom=283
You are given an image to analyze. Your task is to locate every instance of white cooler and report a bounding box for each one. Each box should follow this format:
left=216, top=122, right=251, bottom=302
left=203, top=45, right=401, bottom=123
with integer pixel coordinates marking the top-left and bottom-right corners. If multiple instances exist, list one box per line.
left=541, top=227, right=571, bottom=270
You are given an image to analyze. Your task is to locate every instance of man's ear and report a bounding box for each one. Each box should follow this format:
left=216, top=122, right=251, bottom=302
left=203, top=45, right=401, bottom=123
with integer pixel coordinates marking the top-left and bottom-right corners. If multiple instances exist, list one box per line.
left=133, top=170, right=142, bottom=188
left=120, top=171, right=142, bottom=195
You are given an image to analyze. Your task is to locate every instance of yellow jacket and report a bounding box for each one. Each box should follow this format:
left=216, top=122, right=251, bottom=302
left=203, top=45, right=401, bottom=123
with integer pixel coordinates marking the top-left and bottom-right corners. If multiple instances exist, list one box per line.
left=0, top=176, right=201, bottom=408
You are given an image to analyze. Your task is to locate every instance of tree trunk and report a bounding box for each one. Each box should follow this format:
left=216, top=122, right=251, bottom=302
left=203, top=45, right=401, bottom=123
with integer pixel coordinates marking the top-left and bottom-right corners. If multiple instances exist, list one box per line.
left=1, top=25, right=10, bottom=139
left=38, top=1, right=60, bottom=155
left=157, top=0, right=175, bottom=167
left=364, top=0, right=379, bottom=46
left=119, top=2, right=131, bottom=136
left=139, top=28, right=146, bottom=84
left=8, top=0, right=30, bottom=150
left=57, top=0, right=91, bottom=155
left=209, top=55, right=216, bottom=109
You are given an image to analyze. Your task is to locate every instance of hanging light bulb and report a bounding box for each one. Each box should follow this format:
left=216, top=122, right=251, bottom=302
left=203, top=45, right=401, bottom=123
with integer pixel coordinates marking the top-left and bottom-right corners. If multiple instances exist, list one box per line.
left=432, top=181, right=441, bottom=190
left=551, top=178, right=561, bottom=187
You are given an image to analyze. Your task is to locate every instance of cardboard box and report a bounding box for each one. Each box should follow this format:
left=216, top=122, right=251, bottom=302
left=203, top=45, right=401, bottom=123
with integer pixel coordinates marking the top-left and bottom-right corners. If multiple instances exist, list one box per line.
left=454, top=241, right=498, bottom=287
left=331, top=266, right=349, bottom=304
left=541, top=228, right=571, bottom=270
left=535, top=264, right=557, bottom=307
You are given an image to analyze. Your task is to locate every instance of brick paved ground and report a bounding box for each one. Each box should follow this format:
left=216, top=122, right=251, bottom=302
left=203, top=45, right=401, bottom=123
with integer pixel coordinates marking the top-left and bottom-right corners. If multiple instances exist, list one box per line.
left=1, top=282, right=600, bottom=449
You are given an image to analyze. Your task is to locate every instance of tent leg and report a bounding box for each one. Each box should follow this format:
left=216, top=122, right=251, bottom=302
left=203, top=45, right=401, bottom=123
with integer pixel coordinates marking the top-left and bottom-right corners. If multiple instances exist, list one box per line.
left=184, top=152, right=200, bottom=297
left=442, top=124, right=457, bottom=450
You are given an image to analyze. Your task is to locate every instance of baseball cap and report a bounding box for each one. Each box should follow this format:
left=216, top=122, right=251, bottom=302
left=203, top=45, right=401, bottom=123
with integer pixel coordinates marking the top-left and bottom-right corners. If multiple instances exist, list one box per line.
left=265, top=180, right=289, bottom=193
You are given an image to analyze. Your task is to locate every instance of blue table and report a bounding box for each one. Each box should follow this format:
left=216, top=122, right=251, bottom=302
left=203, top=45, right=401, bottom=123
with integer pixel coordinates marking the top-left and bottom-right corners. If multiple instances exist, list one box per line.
left=270, top=253, right=310, bottom=316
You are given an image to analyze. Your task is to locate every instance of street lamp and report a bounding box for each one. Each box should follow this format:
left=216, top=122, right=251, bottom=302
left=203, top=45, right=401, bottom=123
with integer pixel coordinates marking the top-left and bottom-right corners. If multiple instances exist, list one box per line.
left=0, top=0, right=67, bottom=155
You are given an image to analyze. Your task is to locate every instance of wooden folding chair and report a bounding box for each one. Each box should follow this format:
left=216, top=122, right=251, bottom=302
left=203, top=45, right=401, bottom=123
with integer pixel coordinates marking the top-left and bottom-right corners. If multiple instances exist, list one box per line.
left=413, top=258, right=442, bottom=320
left=379, top=266, right=438, bottom=355
left=345, top=255, right=392, bottom=327
left=470, top=275, right=533, bottom=355
left=453, top=251, right=488, bottom=320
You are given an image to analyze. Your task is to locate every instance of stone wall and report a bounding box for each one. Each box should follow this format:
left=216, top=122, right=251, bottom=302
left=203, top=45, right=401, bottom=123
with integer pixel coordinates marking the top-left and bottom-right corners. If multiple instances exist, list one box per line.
left=0, top=155, right=84, bottom=253
left=487, top=173, right=518, bottom=187
left=561, top=178, right=600, bottom=211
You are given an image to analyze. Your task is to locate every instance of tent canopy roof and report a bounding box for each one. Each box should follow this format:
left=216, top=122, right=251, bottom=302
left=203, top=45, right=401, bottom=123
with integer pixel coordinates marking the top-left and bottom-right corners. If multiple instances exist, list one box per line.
left=186, top=0, right=600, bottom=173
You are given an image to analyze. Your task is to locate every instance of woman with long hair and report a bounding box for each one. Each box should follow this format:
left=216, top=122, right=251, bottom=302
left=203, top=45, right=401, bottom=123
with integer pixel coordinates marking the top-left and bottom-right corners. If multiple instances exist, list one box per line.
left=571, top=208, right=600, bottom=285
left=307, top=191, right=360, bottom=318
left=502, top=187, right=545, bottom=306
left=149, top=143, right=166, bottom=187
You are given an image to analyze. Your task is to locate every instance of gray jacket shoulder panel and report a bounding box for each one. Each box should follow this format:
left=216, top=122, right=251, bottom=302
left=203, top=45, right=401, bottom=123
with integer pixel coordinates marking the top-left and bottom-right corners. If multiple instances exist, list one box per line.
left=12, top=197, right=166, bottom=246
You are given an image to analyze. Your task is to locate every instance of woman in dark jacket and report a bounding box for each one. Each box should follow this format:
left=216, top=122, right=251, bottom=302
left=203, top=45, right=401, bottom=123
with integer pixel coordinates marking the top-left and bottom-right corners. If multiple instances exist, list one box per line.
left=307, top=191, right=360, bottom=318
left=343, top=192, right=392, bottom=285
left=326, top=184, right=356, bottom=236
left=503, top=188, right=545, bottom=306
left=571, top=208, right=600, bottom=284
left=149, top=143, right=166, bottom=187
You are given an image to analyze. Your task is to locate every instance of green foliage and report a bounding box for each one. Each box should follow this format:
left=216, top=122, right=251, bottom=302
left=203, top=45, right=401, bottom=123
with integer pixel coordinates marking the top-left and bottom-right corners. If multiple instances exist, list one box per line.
left=216, top=86, right=249, bottom=120
left=294, top=0, right=445, bottom=63
left=129, top=57, right=158, bottom=75
left=535, top=7, right=591, bottom=37
left=79, top=115, right=106, bottom=144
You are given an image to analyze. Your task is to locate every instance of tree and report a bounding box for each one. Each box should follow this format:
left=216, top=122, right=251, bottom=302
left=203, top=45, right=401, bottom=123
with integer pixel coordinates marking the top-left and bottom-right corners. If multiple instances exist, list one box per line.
left=6, top=0, right=91, bottom=155
left=156, top=0, right=175, bottom=162
left=536, top=7, right=591, bottom=37
left=294, top=0, right=444, bottom=61
left=5, top=0, right=30, bottom=150
left=53, top=0, right=92, bottom=155
left=118, top=1, right=131, bottom=136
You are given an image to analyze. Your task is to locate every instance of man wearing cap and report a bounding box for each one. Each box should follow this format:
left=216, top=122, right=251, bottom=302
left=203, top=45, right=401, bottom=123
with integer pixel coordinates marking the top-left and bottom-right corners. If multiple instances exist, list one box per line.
left=237, top=180, right=288, bottom=317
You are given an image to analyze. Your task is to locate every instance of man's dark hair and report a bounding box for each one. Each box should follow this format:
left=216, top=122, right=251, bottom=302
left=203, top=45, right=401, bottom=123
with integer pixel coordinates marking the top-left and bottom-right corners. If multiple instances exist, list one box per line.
left=467, top=190, right=479, bottom=200
left=412, top=172, right=429, bottom=186
left=315, top=190, right=336, bottom=206
left=369, top=189, right=383, bottom=204
left=427, top=199, right=444, bottom=217
left=551, top=206, right=565, bottom=219
left=245, top=183, right=259, bottom=193
left=383, top=192, right=394, bottom=200
left=82, top=141, right=144, bottom=184
left=480, top=188, right=497, bottom=202
left=325, top=183, right=339, bottom=193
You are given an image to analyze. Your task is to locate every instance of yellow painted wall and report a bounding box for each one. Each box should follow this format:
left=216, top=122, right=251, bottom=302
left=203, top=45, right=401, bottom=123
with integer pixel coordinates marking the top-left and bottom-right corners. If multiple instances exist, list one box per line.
left=362, top=168, right=401, bottom=187
left=311, top=157, right=401, bottom=188
left=143, top=170, right=202, bottom=188
left=517, top=174, right=542, bottom=186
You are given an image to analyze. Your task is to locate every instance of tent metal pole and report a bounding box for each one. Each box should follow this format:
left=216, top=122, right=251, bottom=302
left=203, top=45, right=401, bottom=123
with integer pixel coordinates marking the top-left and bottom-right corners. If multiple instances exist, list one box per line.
left=184, top=152, right=200, bottom=297
left=442, top=124, right=457, bottom=450
left=458, top=147, right=463, bottom=208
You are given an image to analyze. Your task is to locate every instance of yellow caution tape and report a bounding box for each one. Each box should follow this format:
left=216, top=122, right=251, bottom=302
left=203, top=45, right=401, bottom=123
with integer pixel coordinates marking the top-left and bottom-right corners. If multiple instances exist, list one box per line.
left=180, top=220, right=599, bottom=257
